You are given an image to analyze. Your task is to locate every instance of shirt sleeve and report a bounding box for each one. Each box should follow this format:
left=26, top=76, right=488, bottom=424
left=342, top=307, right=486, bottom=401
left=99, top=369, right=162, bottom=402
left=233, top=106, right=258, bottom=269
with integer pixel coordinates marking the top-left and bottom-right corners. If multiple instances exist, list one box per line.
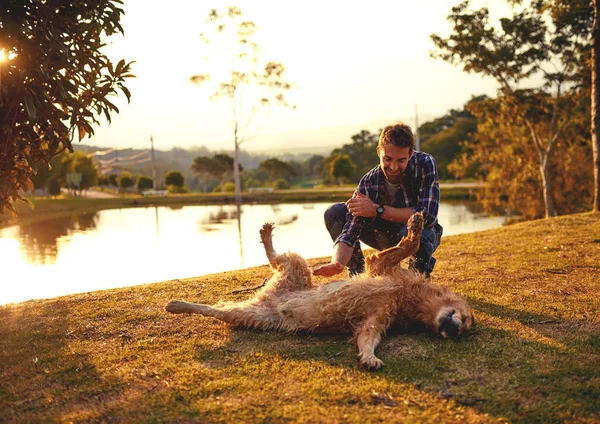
left=335, top=176, right=371, bottom=247
left=413, top=154, right=440, bottom=228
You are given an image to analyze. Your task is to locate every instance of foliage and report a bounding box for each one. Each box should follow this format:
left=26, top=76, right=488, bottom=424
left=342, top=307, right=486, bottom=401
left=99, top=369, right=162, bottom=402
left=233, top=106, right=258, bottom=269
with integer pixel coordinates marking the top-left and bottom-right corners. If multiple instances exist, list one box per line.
left=118, top=172, right=134, bottom=192
left=108, top=174, right=118, bottom=187
left=259, top=158, right=297, bottom=181
left=47, top=177, right=61, bottom=197
left=431, top=0, right=592, bottom=217
left=164, top=170, right=184, bottom=188
left=136, top=176, right=153, bottom=193
left=418, top=96, right=483, bottom=179
left=449, top=96, right=593, bottom=218
left=324, top=130, right=379, bottom=184
left=166, top=184, right=188, bottom=194
left=271, top=178, right=290, bottom=190
left=192, top=154, right=240, bottom=193
left=0, top=0, right=134, bottom=215
left=63, top=151, right=98, bottom=192
left=215, top=182, right=236, bottom=193
left=244, top=177, right=263, bottom=189
left=330, top=154, right=357, bottom=186
left=190, top=6, right=293, bottom=204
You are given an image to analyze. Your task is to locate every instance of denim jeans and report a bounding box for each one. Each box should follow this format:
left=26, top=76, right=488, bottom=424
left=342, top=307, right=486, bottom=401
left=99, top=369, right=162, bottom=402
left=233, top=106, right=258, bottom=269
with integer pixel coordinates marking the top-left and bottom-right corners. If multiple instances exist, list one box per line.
left=324, top=203, right=442, bottom=275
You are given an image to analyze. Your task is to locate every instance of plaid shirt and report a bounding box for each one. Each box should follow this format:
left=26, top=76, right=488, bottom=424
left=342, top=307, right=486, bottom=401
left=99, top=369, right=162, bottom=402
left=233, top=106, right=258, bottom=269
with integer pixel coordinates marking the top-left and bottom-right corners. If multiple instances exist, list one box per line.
left=336, top=151, right=441, bottom=247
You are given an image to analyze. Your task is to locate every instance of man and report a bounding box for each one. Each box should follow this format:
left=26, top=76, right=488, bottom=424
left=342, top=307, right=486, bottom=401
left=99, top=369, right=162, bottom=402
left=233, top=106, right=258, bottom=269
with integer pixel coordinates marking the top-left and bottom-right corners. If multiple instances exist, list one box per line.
left=313, top=122, right=443, bottom=278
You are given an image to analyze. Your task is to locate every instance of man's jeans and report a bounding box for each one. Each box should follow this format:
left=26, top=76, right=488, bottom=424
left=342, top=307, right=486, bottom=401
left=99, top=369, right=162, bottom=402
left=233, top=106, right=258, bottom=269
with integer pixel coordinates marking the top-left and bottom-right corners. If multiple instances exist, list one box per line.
left=324, top=203, right=442, bottom=275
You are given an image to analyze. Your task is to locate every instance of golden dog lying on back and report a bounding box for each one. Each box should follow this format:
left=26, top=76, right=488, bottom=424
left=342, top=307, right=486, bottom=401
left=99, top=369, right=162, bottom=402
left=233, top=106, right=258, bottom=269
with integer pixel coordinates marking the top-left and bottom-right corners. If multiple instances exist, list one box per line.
left=166, top=213, right=473, bottom=369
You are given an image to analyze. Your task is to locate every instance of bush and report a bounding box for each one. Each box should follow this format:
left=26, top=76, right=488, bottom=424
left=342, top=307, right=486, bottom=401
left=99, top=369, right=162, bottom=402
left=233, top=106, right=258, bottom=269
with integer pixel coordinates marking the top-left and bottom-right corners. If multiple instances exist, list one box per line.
left=167, top=185, right=188, bottom=194
left=272, top=178, right=290, bottom=190
left=213, top=182, right=236, bottom=193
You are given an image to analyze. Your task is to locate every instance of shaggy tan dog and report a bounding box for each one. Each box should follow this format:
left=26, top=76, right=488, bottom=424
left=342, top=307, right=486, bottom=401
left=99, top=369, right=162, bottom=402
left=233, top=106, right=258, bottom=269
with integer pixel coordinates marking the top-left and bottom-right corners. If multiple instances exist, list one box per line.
left=166, top=213, right=473, bottom=369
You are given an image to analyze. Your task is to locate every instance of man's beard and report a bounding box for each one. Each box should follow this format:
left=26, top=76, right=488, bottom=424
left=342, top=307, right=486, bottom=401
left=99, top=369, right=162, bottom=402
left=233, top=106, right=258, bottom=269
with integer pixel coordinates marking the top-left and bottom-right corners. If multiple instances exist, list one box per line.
left=383, top=168, right=403, bottom=184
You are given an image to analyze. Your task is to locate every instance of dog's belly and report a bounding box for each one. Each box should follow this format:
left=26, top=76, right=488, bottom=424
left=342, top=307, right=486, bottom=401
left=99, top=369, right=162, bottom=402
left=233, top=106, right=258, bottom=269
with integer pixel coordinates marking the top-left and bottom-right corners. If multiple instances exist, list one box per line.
left=320, top=279, right=351, bottom=294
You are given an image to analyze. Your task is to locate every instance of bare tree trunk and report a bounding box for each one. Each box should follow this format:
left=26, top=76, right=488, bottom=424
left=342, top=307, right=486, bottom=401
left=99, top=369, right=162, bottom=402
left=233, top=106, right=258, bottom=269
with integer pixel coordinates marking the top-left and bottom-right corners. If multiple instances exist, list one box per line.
left=592, top=0, right=600, bottom=212
left=540, top=161, right=557, bottom=218
left=233, top=139, right=242, bottom=205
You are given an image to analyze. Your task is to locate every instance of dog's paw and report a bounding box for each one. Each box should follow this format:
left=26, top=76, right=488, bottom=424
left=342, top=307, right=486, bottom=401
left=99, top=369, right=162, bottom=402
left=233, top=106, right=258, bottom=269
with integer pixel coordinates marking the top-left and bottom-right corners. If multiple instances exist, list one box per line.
left=260, top=222, right=275, bottom=240
left=165, top=300, right=188, bottom=314
left=358, top=354, right=384, bottom=370
left=407, top=212, right=424, bottom=233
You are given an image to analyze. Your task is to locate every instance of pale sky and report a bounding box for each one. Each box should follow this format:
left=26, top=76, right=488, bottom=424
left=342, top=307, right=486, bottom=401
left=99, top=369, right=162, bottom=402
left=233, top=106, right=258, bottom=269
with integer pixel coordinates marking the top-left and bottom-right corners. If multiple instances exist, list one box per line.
left=91, top=0, right=514, bottom=152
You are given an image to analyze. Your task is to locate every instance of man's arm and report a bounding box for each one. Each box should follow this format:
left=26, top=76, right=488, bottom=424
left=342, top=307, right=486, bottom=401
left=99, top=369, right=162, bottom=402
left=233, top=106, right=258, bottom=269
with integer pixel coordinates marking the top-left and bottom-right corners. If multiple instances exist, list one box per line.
left=313, top=242, right=354, bottom=276
left=345, top=192, right=413, bottom=223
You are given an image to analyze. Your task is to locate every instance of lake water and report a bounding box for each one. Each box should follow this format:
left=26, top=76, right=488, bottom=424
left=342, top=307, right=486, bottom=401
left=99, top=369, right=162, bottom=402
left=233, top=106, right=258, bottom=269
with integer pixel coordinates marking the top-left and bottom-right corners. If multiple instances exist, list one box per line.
left=0, top=202, right=505, bottom=305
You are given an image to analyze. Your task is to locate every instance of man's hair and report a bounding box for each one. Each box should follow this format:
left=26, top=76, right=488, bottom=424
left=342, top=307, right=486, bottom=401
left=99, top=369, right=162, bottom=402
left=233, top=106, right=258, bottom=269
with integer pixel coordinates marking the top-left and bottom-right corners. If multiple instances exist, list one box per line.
left=378, top=123, right=415, bottom=151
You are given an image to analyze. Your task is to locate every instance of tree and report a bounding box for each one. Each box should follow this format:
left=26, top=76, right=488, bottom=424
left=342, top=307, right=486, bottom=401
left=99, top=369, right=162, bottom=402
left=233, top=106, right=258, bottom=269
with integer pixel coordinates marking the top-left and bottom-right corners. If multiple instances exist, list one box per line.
left=66, top=151, right=98, bottom=195
left=108, top=174, right=119, bottom=187
left=259, top=158, right=297, bottom=181
left=324, top=129, right=379, bottom=184
left=191, top=154, right=240, bottom=193
left=165, top=170, right=184, bottom=188
left=118, top=172, right=134, bottom=193
left=191, top=156, right=221, bottom=192
left=331, top=154, right=357, bottom=187
left=47, top=177, right=61, bottom=197
left=190, top=6, right=293, bottom=205
left=0, top=0, right=134, bottom=215
left=449, top=96, right=593, bottom=218
left=593, top=0, right=600, bottom=211
left=431, top=0, right=592, bottom=217
left=136, top=175, right=153, bottom=193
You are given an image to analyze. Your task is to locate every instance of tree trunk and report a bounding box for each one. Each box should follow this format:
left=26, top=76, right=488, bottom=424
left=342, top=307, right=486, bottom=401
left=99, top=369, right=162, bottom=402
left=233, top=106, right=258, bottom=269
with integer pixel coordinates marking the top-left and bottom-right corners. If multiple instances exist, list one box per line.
left=540, top=160, right=557, bottom=218
left=233, top=139, right=242, bottom=205
left=592, top=0, right=600, bottom=212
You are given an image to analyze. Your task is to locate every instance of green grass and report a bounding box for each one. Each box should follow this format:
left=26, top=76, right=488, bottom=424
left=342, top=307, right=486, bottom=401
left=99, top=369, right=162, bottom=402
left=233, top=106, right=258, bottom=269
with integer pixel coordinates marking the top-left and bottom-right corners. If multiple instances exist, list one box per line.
left=1, top=212, right=598, bottom=422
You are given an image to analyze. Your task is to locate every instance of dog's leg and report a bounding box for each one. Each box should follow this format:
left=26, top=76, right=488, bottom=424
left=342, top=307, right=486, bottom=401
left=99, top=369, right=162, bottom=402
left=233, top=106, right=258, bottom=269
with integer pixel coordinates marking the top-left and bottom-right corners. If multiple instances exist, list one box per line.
left=260, top=222, right=278, bottom=266
left=365, top=212, right=424, bottom=276
left=354, top=314, right=390, bottom=370
left=166, top=300, right=284, bottom=330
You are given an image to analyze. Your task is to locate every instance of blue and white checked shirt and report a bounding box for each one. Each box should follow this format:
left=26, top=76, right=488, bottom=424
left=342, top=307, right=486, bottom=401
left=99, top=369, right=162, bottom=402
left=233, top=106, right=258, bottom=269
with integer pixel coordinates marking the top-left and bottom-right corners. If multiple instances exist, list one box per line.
left=336, top=151, right=441, bottom=247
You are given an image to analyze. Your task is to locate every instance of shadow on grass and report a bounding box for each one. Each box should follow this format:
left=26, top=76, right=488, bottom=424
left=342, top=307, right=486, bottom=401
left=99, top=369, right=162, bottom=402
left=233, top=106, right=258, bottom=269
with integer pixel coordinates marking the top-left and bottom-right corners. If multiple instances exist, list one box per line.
left=172, top=295, right=599, bottom=422
left=0, top=300, right=126, bottom=422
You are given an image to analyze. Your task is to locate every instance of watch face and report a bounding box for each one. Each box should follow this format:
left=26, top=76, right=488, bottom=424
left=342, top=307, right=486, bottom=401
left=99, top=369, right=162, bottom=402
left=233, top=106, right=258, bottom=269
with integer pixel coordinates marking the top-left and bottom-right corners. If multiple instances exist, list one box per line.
left=377, top=206, right=384, bottom=214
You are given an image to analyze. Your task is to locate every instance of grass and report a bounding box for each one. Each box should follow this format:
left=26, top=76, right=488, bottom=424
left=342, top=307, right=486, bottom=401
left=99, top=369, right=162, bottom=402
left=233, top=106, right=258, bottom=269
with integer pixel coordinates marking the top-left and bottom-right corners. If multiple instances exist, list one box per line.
left=3, top=213, right=598, bottom=422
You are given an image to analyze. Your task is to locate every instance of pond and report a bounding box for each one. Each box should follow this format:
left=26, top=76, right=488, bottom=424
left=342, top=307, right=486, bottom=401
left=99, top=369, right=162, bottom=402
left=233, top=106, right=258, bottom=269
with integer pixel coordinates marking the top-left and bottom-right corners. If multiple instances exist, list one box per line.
left=0, top=201, right=505, bottom=305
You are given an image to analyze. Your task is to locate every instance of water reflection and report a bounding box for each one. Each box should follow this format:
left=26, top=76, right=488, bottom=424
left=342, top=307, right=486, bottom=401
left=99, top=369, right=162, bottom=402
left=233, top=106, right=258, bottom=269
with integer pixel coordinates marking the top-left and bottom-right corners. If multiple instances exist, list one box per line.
left=0, top=201, right=504, bottom=305
left=17, top=213, right=98, bottom=264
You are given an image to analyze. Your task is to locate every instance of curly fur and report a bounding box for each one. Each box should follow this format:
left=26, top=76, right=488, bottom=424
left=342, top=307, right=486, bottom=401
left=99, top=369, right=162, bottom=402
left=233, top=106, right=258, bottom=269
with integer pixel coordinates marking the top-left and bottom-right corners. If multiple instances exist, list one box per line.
left=166, top=213, right=474, bottom=369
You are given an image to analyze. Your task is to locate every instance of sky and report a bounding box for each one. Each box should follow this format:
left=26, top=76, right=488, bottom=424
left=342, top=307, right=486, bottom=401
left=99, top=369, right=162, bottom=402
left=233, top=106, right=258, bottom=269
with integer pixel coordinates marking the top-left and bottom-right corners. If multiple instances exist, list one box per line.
left=91, top=0, right=515, bottom=153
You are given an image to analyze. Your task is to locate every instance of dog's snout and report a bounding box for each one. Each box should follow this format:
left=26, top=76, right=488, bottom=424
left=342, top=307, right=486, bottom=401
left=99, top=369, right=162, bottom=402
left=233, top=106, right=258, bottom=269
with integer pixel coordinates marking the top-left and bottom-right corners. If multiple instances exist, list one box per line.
left=438, top=310, right=460, bottom=338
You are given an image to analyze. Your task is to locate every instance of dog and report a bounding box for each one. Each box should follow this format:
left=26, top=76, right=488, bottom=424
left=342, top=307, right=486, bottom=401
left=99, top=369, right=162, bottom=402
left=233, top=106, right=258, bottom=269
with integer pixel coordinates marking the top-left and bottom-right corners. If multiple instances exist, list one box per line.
left=166, top=213, right=474, bottom=369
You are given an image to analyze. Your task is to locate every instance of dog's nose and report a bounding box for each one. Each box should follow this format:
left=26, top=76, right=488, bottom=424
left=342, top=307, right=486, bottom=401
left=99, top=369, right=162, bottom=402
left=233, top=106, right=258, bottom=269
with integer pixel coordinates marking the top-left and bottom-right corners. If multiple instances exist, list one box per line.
left=438, top=311, right=459, bottom=338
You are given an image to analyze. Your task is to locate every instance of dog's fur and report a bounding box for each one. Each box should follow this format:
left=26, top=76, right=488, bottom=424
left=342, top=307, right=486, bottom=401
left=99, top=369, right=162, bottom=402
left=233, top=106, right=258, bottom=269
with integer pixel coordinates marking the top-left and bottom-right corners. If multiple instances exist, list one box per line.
left=166, top=213, right=473, bottom=369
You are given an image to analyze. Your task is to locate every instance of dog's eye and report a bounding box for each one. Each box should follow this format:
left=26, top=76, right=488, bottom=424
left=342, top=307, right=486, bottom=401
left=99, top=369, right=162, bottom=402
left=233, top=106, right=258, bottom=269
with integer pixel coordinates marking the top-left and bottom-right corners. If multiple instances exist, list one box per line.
left=462, top=316, right=467, bottom=324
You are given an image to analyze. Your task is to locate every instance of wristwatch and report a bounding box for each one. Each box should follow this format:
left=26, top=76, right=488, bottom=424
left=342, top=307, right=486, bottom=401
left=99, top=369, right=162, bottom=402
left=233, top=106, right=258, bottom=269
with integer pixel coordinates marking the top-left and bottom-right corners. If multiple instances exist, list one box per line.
left=376, top=205, right=385, bottom=219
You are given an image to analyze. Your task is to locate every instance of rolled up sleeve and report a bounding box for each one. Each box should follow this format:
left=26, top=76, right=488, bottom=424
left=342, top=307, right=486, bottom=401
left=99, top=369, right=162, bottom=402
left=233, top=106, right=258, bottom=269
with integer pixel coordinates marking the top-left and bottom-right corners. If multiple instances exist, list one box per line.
left=413, top=155, right=440, bottom=228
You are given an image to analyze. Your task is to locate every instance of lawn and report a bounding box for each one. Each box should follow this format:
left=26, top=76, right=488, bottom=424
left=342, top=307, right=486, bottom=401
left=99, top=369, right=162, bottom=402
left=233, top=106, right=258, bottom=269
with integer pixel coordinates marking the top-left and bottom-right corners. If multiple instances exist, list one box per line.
left=1, top=212, right=598, bottom=422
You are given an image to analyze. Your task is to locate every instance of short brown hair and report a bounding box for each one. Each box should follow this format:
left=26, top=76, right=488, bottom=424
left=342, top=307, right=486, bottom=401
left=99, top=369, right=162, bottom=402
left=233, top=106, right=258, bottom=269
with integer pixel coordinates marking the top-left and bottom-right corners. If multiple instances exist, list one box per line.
left=378, top=123, right=415, bottom=151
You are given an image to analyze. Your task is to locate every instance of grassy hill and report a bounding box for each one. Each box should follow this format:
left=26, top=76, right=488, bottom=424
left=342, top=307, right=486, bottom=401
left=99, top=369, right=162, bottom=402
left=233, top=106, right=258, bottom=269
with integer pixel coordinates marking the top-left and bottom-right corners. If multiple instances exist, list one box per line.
left=1, top=212, right=599, bottom=422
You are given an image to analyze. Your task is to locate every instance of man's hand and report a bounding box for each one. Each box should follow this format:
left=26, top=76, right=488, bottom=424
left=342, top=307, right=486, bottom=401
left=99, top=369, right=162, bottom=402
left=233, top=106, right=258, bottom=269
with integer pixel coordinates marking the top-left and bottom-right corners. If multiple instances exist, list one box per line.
left=345, top=191, right=377, bottom=218
left=313, top=261, right=345, bottom=277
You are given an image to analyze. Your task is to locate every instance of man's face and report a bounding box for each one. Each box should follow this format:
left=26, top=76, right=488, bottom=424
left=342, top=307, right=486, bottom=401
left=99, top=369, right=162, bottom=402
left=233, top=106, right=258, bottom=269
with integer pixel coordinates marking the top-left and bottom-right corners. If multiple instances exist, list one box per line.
left=377, top=144, right=413, bottom=183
